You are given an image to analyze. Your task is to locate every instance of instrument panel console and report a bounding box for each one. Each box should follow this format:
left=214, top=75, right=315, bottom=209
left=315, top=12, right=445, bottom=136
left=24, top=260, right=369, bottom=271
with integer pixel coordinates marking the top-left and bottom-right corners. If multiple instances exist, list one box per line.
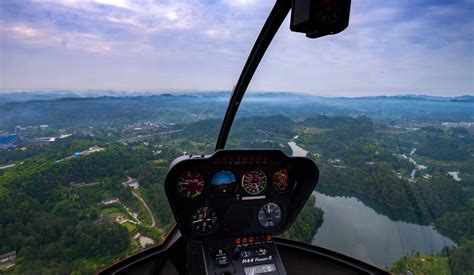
left=164, top=149, right=319, bottom=242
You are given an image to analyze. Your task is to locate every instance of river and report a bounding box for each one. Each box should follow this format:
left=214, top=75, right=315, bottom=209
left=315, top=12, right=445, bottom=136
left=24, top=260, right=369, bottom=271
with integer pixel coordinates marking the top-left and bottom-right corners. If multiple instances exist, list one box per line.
left=288, top=141, right=308, bottom=157
left=288, top=141, right=457, bottom=268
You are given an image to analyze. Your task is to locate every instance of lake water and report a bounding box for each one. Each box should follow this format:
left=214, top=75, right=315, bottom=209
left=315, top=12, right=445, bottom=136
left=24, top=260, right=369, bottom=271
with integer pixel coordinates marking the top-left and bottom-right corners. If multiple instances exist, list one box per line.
left=311, top=188, right=456, bottom=268
left=287, top=141, right=457, bottom=268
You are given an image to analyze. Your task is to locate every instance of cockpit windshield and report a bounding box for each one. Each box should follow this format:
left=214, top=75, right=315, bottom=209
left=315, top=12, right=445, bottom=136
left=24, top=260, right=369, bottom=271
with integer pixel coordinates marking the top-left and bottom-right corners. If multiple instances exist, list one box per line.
left=0, top=0, right=472, bottom=274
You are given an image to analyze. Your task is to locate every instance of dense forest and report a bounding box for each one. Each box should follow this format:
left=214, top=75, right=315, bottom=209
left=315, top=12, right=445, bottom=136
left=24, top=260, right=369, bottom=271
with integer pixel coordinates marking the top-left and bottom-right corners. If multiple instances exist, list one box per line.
left=296, top=115, right=473, bottom=223
left=0, top=126, right=323, bottom=273
left=279, top=195, right=324, bottom=242
left=0, top=144, right=137, bottom=273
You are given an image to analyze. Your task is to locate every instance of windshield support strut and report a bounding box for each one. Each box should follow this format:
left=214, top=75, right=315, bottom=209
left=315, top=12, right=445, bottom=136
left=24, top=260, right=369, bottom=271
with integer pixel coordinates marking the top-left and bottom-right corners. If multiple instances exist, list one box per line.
left=215, top=0, right=291, bottom=151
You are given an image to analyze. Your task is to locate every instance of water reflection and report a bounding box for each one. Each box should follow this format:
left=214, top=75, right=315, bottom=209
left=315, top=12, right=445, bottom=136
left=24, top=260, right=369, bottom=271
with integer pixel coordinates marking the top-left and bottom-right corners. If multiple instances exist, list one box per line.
left=312, top=187, right=457, bottom=268
left=318, top=186, right=436, bottom=225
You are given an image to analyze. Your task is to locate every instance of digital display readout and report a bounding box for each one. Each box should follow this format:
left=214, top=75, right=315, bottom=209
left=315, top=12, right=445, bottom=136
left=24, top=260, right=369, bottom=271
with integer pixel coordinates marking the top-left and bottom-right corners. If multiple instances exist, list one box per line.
left=244, top=263, right=277, bottom=275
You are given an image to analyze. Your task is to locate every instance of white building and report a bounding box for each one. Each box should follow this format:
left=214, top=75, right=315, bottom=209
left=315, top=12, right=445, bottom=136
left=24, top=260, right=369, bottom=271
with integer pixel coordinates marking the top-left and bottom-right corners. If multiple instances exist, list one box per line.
left=122, top=176, right=140, bottom=189
left=101, top=197, right=119, bottom=205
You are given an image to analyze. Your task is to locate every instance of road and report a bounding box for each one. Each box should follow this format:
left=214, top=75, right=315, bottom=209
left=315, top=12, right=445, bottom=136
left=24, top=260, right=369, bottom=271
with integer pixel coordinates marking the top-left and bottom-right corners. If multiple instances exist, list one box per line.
left=69, top=181, right=100, bottom=188
left=54, top=129, right=183, bottom=163
left=0, top=164, right=16, bottom=170
left=132, top=190, right=156, bottom=227
left=114, top=129, right=183, bottom=144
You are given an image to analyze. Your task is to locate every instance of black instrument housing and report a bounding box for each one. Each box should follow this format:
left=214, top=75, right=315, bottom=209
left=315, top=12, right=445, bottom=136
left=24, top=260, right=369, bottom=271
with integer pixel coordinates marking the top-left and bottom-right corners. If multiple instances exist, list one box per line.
left=291, top=0, right=351, bottom=39
left=164, top=150, right=319, bottom=242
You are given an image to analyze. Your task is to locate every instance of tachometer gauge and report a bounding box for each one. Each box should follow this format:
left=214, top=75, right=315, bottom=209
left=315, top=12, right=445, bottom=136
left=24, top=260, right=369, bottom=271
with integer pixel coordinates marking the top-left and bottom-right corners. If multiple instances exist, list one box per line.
left=177, top=171, right=204, bottom=199
left=272, top=169, right=290, bottom=193
left=211, top=170, right=236, bottom=193
left=242, top=170, right=267, bottom=195
left=191, top=206, right=218, bottom=233
left=258, top=203, right=282, bottom=229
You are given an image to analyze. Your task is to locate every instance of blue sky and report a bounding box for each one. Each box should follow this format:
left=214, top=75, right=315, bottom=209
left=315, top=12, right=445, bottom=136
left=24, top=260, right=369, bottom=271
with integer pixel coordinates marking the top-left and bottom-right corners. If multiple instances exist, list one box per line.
left=0, top=0, right=472, bottom=96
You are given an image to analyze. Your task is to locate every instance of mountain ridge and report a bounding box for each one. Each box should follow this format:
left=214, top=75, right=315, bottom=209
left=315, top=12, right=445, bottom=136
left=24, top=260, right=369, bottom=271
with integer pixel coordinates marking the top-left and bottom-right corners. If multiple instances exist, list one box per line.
left=1, top=90, right=472, bottom=105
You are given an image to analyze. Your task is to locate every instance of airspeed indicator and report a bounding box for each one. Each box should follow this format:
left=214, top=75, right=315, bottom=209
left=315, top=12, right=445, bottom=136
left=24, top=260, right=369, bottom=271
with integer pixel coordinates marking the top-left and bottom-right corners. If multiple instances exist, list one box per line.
left=242, top=170, right=267, bottom=195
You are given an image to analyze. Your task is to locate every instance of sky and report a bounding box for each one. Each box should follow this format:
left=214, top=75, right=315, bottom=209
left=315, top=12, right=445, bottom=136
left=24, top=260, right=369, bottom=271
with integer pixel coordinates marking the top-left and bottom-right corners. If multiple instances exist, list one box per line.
left=0, top=0, right=473, bottom=96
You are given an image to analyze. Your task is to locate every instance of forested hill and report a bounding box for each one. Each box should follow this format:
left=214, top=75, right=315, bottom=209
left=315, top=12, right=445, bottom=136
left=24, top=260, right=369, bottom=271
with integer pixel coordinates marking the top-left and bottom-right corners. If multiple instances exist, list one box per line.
left=1, top=93, right=473, bottom=129
left=0, top=95, right=228, bottom=128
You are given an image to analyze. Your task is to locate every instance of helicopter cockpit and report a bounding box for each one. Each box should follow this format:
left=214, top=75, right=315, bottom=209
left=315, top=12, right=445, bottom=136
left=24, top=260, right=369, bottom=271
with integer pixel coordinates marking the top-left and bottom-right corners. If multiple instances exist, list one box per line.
left=100, top=0, right=389, bottom=274
left=166, top=150, right=318, bottom=274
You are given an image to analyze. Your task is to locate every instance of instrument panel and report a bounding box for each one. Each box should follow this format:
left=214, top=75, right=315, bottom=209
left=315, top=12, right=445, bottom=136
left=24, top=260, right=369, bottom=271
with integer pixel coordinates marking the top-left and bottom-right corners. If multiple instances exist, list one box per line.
left=164, top=150, right=319, bottom=241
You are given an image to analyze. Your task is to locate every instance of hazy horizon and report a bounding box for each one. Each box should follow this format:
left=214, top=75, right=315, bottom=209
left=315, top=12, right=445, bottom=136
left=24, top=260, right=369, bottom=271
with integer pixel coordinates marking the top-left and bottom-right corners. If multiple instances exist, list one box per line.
left=0, top=89, right=473, bottom=99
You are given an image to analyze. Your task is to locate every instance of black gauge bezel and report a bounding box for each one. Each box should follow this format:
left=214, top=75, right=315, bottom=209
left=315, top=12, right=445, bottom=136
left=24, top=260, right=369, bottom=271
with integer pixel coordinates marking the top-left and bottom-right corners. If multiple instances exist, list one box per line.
left=211, top=170, right=238, bottom=194
left=258, top=202, right=283, bottom=229
left=271, top=168, right=293, bottom=194
left=191, top=206, right=218, bottom=235
left=241, top=169, right=267, bottom=195
left=176, top=170, right=205, bottom=199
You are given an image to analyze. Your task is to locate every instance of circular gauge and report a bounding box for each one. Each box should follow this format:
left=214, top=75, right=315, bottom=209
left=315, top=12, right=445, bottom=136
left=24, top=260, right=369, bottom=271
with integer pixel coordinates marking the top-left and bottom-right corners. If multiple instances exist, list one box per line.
left=258, top=203, right=282, bottom=229
left=211, top=170, right=237, bottom=193
left=191, top=206, right=218, bottom=233
left=272, top=169, right=290, bottom=193
left=242, top=170, right=267, bottom=195
left=177, top=171, right=204, bottom=199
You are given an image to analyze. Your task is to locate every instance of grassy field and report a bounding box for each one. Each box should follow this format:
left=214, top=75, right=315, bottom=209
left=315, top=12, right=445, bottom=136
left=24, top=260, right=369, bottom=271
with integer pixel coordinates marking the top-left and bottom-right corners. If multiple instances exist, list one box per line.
left=150, top=159, right=168, bottom=166
left=122, top=222, right=137, bottom=233
left=99, top=205, right=123, bottom=215
left=295, top=126, right=329, bottom=135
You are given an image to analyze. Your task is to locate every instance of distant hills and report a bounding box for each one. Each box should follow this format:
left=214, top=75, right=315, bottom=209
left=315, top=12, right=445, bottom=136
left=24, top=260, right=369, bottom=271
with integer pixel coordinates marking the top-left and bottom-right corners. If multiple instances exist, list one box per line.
left=0, top=90, right=472, bottom=104
left=0, top=91, right=81, bottom=103
left=0, top=91, right=472, bottom=130
left=313, top=94, right=474, bottom=102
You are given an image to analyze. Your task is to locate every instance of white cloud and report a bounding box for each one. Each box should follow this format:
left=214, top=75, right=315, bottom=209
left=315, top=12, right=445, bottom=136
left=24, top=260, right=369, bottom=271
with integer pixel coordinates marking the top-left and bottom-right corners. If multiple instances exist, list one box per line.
left=94, top=0, right=130, bottom=9
left=1, top=20, right=130, bottom=54
left=223, top=0, right=257, bottom=7
left=351, top=6, right=400, bottom=26
left=11, top=25, right=39, bottom=37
